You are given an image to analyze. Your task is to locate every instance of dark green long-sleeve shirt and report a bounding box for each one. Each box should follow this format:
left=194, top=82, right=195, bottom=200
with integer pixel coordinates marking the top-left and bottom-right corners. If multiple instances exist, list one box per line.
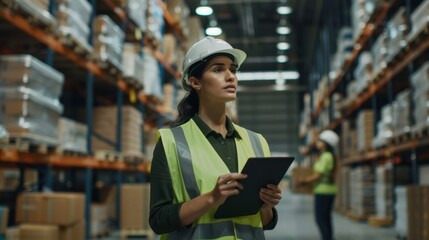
left=149, top=115, right=278, bottom=234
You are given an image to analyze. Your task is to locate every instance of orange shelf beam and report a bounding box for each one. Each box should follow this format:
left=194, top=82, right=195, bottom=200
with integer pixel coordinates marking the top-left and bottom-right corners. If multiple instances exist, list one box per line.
left=311, top=2, right=392, bottom=123
left=342, top=138, right=429, bottom=165
left=157, top=0, right=185, bottom=41
left=0, top=149, right=147, bottom=172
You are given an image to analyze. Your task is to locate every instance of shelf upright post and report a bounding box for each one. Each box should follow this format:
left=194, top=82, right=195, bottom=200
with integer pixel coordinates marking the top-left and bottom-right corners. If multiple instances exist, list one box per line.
left=371, top=94, right=378, bottom=171
left=140, top=103, right=146, bottom=154
left=405, top=0, right=419, bottom=185
left=85, top=0, right=97, bottom=238
left=46, top=0, right=56, bottom=66
left=37, top=165, right=53, bottom=191
left=158, top=8, right=166, bottom=129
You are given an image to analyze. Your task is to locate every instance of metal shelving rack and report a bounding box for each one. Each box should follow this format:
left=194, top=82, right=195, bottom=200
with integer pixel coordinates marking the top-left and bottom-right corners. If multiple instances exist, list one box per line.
left=0, top=0, right=185, bottom=239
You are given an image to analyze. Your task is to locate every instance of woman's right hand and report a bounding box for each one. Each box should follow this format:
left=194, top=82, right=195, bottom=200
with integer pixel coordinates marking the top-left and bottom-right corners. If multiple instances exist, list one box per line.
left=210, top=173, right=248, bottom=207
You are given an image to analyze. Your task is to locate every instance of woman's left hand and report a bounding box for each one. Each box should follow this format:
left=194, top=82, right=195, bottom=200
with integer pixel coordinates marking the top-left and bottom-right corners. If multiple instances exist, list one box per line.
left=259, top=184, right=282, bottom=209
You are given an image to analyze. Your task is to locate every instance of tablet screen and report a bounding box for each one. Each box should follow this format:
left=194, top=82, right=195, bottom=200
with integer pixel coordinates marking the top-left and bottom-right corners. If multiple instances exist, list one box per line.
left=214, top=156, right=294, bottom=219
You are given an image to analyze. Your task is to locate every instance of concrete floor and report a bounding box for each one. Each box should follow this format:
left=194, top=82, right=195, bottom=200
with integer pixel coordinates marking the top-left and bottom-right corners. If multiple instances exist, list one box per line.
left=97, top=190, right=399, bottom=240
left=265, top=190, right=398, bottom=240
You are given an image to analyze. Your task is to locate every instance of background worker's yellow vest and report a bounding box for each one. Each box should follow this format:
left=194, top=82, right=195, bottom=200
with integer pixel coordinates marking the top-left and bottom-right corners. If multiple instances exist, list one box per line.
left=158, top=119, right=271, bottom=240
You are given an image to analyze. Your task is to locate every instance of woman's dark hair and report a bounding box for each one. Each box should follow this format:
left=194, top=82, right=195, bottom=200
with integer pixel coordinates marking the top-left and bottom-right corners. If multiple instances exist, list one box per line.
left=170, top=53, right=235, bottom=127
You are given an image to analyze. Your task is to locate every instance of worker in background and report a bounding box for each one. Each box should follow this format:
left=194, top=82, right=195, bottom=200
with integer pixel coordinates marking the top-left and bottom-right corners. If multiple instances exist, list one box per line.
left=149, top=37, right=282, bottom=240
left=299, top=130, right=339, bottom=240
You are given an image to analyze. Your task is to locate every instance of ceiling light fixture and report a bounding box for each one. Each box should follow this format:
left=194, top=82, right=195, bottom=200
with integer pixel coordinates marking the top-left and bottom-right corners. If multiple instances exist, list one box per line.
left=196, top=0, right=213, bottom=16
left=205, top=20, right=222, bottom=36
left=277, top=6, right=292, bottom=15
left=277, top=42, right=290, bottom=50
left=277, top=55, right=288, bottom=63
left=276, top=26, right=291, bottom=35
left=237, top=71, right=300, bottom=81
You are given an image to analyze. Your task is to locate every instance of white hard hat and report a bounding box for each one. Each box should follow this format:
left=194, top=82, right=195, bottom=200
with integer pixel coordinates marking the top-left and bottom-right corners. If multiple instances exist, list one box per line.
left=181, top=36, right=247, bottom=91
left=318, top=130, right=339, bottom=148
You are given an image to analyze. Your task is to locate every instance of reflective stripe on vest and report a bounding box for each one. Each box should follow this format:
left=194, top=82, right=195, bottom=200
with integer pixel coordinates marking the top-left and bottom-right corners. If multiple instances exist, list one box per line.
left=167, top=221, right=265, bottom=240
left=171, top=126, right=264, bottom=200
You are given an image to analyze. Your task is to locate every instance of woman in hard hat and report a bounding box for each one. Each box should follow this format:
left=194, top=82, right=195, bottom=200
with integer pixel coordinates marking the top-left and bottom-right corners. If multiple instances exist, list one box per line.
left=149, top=37, right=282, bottom=239
left=299, top=130, right=339, bottom=240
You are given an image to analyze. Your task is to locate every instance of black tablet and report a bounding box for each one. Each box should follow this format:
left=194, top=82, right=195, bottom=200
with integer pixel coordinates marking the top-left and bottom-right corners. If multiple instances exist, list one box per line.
left=214, top=156, right=294, bottom=219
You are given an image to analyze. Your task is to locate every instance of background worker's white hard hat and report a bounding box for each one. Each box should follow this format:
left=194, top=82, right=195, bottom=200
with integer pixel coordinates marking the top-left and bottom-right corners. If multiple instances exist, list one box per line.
left=181, top=37, right=247, bottom=91
left=318, top=130, right=339, bottom=149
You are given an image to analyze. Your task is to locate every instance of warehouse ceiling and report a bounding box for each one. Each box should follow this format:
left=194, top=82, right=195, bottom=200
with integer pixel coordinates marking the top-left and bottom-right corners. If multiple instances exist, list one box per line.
left=183, top=0, right=331, bottom=86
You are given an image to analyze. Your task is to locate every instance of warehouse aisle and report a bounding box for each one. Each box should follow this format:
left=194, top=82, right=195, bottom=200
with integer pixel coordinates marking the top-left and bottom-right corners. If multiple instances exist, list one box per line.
left=265, top=190, right=397, bottom=240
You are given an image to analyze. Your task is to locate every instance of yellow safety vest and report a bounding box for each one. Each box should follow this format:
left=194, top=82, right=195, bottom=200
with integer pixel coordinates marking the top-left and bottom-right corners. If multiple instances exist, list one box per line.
left=158, top=119, right=271, bottom=240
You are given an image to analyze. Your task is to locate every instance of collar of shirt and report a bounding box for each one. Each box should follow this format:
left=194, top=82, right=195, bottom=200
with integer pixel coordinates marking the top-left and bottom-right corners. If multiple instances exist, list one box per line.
left=192, top=114, right=242, bottom=139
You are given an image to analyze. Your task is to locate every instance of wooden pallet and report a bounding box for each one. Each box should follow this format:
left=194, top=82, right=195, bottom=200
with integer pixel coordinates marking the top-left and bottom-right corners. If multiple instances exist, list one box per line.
left=390, top=129, right=412, bottom=145
left=94, top=150, right=124, bottom=162
left=58, top=30, right=92, bottom=56
left=122, top=152, right=146, bottom=164
left=55, top=147, right=87, bottom=157
left=0, top=134, right=58, bottom=154
left=411, top=123, right=429, bottom=139
left=346, top=211, right=368, bottom=222
left=368, top=215, right=393, bottom=228
left=119, top=229, right=155, bottom=240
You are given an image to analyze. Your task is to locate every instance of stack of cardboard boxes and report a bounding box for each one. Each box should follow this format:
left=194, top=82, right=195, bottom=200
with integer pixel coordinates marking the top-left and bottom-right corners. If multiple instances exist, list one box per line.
left=407, top=186, right=429, bottom=240
left=13, top=192, right=85, bottom=240
left=92, top=106, right=143, bottom=157
left=349, top=167, right=375, bottom=217
left=120, top=183, right=151, bottom=231
left=357, top=110, right=374, bottom=152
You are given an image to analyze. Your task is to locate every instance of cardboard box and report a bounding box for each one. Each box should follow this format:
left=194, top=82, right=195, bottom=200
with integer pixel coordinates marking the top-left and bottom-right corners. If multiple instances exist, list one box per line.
left=19, top=224, right=59, bottom=240
left=120, top=184, right=150, bottom=230
left=60, top=220, right=85, bottom=240
left=6, top=227, right=20, bottom=240
left=291, top=167, right=314, bottom=194
left=16, top=192, right=85, bottom=226
left=0, top=207, right=8, bottom=234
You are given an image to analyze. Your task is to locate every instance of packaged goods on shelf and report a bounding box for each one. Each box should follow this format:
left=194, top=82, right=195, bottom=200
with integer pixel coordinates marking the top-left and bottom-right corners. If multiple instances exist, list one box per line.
left=409, top=0, right=429, bottom=39
left=349, top=167, right=375, bottom=217
left=406, top=186, right=429, bottom=240
left=56, top=0, right=92, bottom=25
left=147, top=0, right=165, bottom=44
left=59, top=220, right=85, bottom=240
left=392, top=89, right=411, bottom=135
left=127, top=0, right=148, bottom=32
left=163, top=34, right=178, bottom=64
left=7, top=0, right=56, bottom=27
left=411, top=62, right=429, bottom=126
left=92, top=106, right=143, bottom=156
left=122, top=43, right=145, bottom=85
left=0, top=88, right=63, bottom=141
left=0, top=206, right=8, bottom=235
left=184, top=16, right=205, bottom=50
left=386, top=7, right=410, bottom=61
left=375, top=165, right=393, bottom=218
left=0, top=125, right=8, bottom=138
left=420, top=165, right=429, bottom=184
left=373, top=104, right=393, bottom=148
left=339, top=168, right=351, bottom=211
left=142, top=48, right=163, bottom=99
left=19, top=224, right=59, bottom=240
left=351, top=0, right=384, bottom=40
left=395, top=187, right=407, bottom=238
left=0, top=169, right=38, bottom=191
left=371, top=31, right=388, bottom=76
left=90, top=204, right=109, bottom=237
left=56, top=7, right=92, bottom=53
left=16, top=192, right=85, bottom=226
left=93, top=15, right=125, bottom=71
left=166, top=0, right=190, bottom=33
left=0, top=55, right=64, bottom=100
left=357, top=110, right=374, bottom=152
left=330, top=27, right=354, bottom=80
left=58, top=118, right=87, bottom=153
left=120, top=183, right=151, bottom=230
left=6, top=227, right=20, bottom=240
left=354, top=52, right=373, bottom=94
